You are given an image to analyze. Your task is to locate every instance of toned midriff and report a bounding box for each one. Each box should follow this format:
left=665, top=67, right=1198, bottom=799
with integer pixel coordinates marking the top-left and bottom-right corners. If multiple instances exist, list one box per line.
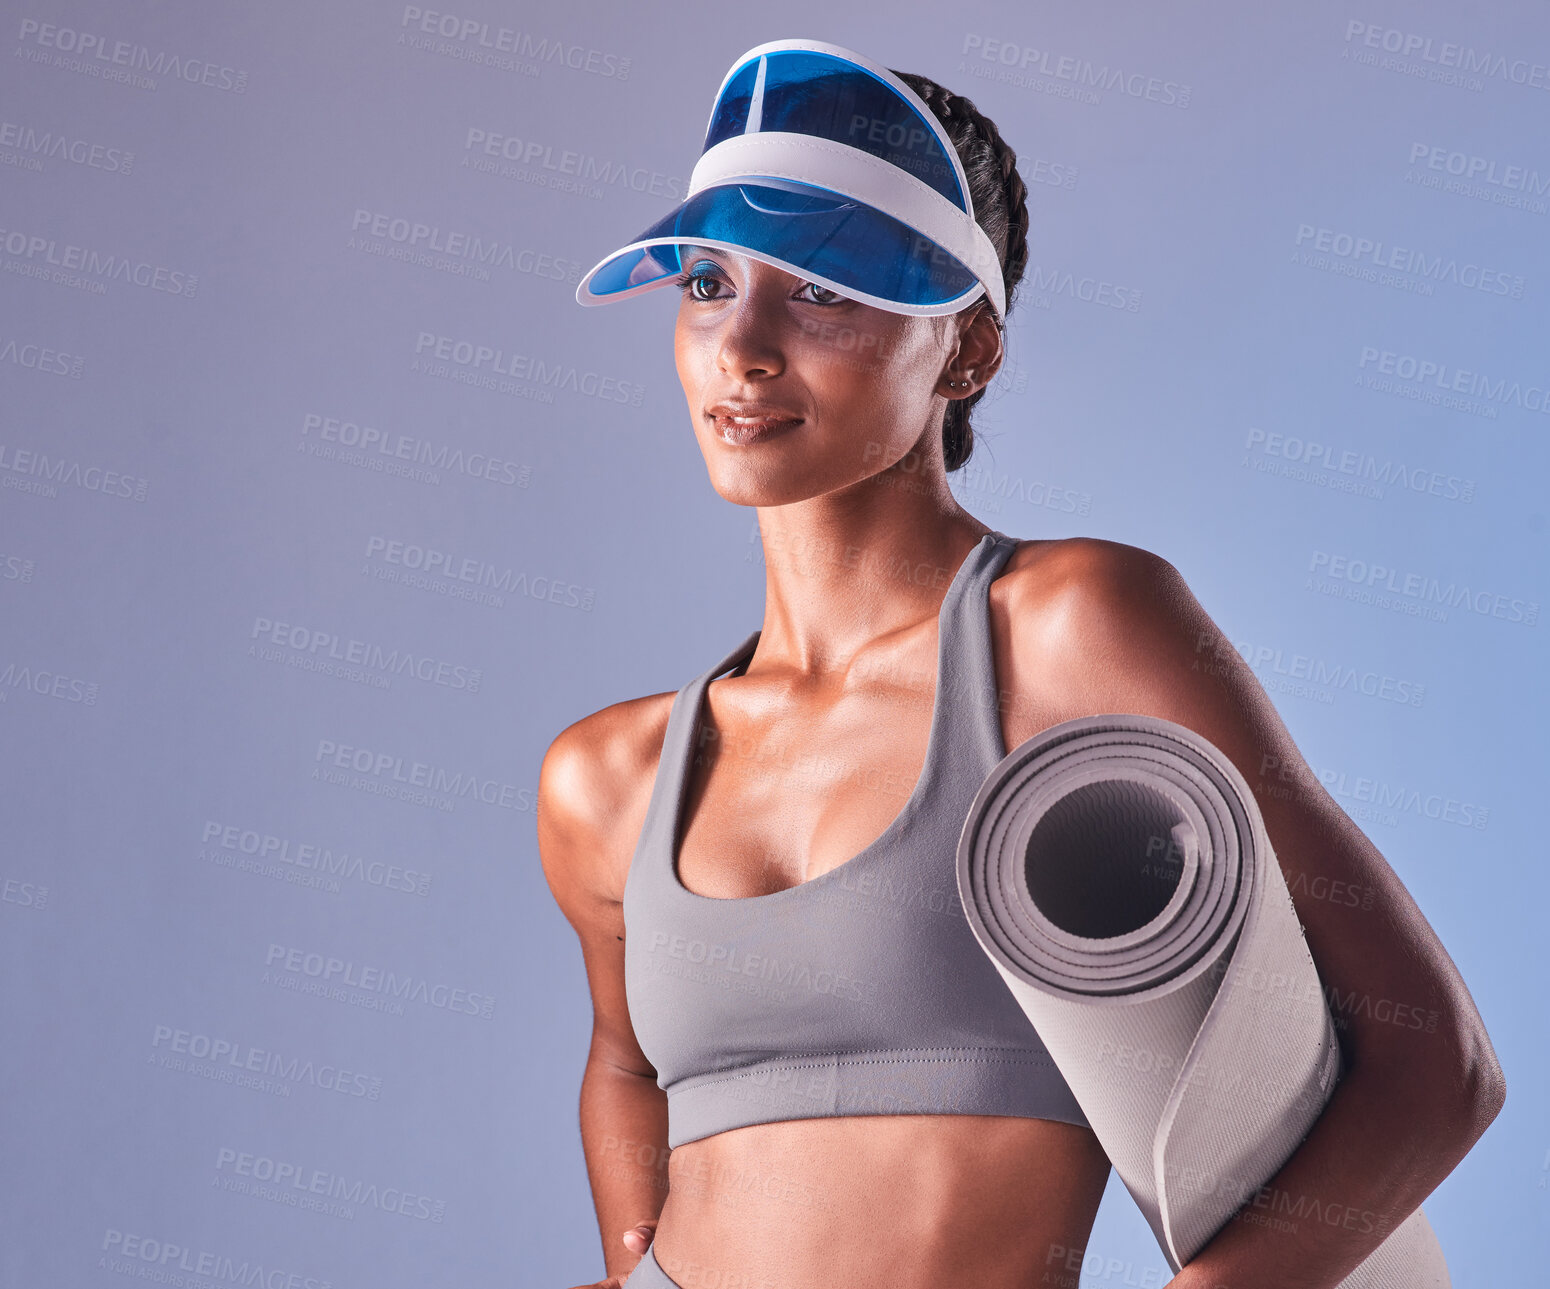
left=649, top=1112, right=1113, bottom=1289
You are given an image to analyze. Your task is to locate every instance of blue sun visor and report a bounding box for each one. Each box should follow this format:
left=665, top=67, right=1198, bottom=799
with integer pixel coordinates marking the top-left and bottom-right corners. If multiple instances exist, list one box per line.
left=575, top=39, right=1006, bottom=320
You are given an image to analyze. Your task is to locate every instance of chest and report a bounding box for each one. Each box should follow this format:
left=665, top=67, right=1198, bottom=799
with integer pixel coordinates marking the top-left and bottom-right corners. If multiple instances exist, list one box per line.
left=674, top=646, right=1045, bottom=901
left=677, top=686, right=934, bottom=898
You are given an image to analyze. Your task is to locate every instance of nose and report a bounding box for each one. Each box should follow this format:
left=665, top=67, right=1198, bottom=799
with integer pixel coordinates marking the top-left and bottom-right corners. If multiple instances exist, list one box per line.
left=713, top=284, right=787, bottom=382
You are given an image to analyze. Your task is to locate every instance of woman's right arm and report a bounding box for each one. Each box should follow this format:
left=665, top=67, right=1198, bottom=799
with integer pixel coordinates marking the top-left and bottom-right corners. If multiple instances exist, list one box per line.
left=538, top=701, right=674, bottom=1288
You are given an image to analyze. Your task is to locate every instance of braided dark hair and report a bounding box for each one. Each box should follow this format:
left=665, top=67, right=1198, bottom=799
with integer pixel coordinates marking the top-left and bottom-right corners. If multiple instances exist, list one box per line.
left=890, top=71, right=1030, bottom=472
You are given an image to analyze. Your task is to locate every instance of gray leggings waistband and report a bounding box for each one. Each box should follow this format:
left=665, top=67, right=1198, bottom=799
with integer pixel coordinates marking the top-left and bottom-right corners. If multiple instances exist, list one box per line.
left=624, top=1243, right=682, bottom=1289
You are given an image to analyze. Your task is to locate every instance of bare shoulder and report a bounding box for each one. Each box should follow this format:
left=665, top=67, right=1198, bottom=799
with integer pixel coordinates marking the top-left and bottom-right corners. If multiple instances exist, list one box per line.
left=536, top=686, right=678, bottom=923
left=537, top=685, right=678, bottom=1077
left=990, top=532, right=1281, bottom=753
left=996, top=534, right=1176, bottom=612
left=987, top=532, right=1308, bottom=858
left=989, top=535, right=1184, bottom=714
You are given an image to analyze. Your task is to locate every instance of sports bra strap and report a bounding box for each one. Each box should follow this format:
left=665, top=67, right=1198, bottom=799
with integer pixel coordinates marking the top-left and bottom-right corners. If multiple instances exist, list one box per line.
left=946, top=529, right=1017, bottom=765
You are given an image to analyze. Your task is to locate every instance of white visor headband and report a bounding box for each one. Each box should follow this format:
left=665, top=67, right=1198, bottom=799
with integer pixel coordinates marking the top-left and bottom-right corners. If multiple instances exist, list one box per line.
left=684, top=130, right=1007, bottom=320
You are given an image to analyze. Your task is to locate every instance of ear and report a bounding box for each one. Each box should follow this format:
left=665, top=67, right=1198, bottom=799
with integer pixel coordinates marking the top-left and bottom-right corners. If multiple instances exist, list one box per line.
left=937, top=302, right=1005, bottom=398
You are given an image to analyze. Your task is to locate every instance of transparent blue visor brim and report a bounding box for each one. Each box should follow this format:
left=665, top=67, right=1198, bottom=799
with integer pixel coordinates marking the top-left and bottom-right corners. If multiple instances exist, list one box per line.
left=581, top=179, right=983, bottom=313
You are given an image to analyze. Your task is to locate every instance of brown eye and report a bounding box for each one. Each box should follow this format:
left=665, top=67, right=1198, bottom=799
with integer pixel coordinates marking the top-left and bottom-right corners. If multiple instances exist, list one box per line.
left=690, top=273, right=724, bottom=300
left=801, top=281, right=843, bottom=304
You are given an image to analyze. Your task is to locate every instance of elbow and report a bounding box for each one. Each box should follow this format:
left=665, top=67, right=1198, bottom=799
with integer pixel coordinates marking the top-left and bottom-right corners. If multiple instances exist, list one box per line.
left=1410, top=1016, right=1506, bottom=1153
left=1357, top=1009, right=1505, bottom=1154
left=1453, top=1017, right=1507, bottom=1139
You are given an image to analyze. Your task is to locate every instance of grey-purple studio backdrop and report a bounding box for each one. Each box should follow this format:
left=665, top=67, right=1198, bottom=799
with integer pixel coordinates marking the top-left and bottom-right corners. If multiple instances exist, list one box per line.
left=2, top=0, right=1545, bottom=1286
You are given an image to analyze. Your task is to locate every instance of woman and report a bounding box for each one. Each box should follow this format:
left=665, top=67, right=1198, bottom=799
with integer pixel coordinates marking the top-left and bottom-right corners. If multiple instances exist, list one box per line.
left=538, top=39, right=1504, bottom=1289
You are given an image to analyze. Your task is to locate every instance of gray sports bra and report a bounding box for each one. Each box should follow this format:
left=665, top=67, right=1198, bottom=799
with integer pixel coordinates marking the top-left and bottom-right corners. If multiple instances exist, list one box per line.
left=623, top=531, right=1089, bottom=1149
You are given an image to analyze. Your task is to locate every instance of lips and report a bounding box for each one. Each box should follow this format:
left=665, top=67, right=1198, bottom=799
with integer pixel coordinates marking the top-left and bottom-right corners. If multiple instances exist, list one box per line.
left=705, top=402, right=803, bottom=444
left=707, top=402, right=803, bottom=421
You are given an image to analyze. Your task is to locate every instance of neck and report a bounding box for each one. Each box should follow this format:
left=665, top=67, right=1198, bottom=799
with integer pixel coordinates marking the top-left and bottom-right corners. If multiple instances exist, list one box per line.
left=747, top=488, right=993, bottom=677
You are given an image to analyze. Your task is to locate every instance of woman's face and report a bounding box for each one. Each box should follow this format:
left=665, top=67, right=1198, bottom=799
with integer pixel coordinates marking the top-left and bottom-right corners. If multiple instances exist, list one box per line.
left=672, top=245, right=980, bottom=507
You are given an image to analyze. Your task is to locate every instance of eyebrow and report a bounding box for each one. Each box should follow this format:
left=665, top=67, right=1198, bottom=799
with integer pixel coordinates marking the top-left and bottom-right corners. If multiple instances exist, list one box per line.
left=679, top=244, right=730, bottom=264
left=678, top=246, right=807, bottom=286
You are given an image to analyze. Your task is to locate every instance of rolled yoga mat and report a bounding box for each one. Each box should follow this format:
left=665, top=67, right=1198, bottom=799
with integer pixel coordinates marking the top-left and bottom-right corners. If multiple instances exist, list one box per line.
left=955, top=713, right=1449, bottom=1286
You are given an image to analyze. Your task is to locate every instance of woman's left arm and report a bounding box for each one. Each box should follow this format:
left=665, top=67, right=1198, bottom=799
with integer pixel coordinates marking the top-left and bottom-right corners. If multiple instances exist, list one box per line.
left=1043, top=541, right=1507, bottom=1289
